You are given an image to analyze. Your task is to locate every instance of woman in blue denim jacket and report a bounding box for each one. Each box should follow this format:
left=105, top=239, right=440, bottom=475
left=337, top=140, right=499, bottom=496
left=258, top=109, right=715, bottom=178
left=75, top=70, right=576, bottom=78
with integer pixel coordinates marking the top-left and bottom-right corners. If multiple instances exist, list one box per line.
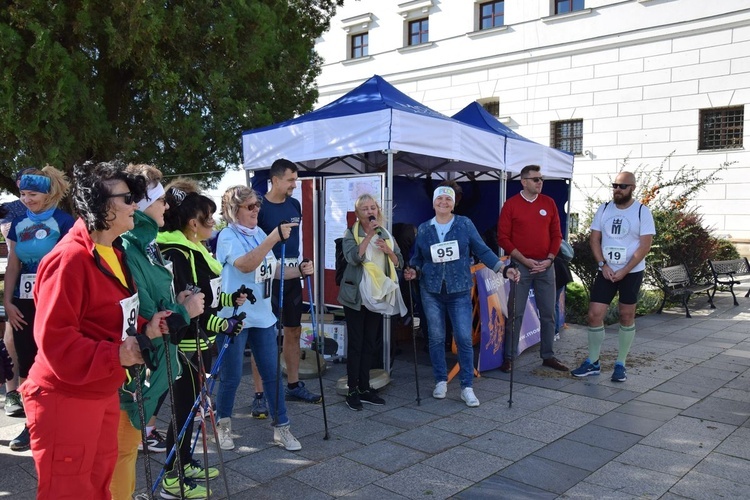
left=404, top=186, right=518, bottom=407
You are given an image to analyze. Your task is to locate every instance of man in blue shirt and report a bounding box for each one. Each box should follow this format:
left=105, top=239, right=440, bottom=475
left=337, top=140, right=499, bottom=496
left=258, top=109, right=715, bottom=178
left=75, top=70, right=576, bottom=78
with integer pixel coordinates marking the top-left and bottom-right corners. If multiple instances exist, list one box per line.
left=257, top=159, right=319, bottom=404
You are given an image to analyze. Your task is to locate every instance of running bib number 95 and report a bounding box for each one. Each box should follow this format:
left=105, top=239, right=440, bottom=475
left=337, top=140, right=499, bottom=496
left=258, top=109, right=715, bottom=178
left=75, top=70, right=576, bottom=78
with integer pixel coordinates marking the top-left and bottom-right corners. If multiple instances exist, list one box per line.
left=430, top=241, right=459, bottom=263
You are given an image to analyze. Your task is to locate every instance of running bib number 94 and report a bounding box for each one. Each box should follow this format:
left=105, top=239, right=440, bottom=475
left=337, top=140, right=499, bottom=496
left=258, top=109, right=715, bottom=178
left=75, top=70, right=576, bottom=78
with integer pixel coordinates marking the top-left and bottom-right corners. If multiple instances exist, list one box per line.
left=603, top=246, right=627, bottom=266
left=430, top=241, right=459, bottom=263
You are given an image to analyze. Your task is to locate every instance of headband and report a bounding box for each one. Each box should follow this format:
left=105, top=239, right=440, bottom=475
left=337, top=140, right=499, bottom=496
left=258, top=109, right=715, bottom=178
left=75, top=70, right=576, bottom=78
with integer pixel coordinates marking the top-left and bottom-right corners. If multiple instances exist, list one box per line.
left=433, top=186, right=456, bottom=203
left=19, top=174, right=51, bottom=194
left=137, top=182, right=165, bottom=212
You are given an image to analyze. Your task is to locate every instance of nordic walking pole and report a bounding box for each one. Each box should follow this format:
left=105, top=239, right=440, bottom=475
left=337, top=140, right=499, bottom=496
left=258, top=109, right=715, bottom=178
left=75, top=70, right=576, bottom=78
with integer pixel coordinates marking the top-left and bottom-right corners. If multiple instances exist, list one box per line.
left=153, top=320, right=241, bottom=494
left=160, top=309, right=187, bottom=498
left=405, top=266, right=421, bottom=406
left=303, top=263, right=329, bottom=439
left=127, top=326, right=156, bottom=500
left=508, top=276, right=517, bottom=408
left=193, top=324, right=232, bottom=498
left=274, top=223, right=289, bottom=426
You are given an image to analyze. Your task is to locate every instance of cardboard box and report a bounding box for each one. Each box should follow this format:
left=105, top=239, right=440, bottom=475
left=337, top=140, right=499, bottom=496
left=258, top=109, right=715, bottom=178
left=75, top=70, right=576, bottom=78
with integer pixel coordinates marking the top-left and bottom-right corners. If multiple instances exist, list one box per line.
left=300, top=320, right=347, bottom=360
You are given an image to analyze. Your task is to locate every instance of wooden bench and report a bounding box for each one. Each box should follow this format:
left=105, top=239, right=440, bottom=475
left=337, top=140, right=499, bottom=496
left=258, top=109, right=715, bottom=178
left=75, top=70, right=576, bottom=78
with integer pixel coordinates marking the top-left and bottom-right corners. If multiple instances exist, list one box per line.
left=708, top=257, right=750, bottom=306
left=657, top=263, right=714, bottom=318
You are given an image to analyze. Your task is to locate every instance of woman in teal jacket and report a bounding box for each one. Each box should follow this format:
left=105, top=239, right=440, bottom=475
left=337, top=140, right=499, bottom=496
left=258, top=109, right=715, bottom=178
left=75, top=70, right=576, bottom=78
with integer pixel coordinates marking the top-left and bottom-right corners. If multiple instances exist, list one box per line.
left=111, top=164, right=206, bottom=500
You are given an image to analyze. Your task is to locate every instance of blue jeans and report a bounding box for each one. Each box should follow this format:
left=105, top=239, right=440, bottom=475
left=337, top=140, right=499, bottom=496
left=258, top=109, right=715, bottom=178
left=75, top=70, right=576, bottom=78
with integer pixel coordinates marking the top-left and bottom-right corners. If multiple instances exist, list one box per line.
left=215, top=326, right=288, bottom=426
left=420, top=284, right=474, bottom=388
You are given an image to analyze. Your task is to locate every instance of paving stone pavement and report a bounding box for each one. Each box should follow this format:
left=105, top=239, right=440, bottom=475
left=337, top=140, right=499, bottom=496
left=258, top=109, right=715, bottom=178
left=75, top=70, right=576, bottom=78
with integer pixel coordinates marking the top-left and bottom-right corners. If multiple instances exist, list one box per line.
left=2, top=288, right=750, bottom=499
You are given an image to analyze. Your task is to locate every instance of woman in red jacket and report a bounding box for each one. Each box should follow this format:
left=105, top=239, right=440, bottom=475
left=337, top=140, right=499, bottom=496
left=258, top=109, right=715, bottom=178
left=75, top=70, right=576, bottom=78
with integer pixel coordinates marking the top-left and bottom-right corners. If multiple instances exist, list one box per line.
left=21, top=161, right=170, bottom=499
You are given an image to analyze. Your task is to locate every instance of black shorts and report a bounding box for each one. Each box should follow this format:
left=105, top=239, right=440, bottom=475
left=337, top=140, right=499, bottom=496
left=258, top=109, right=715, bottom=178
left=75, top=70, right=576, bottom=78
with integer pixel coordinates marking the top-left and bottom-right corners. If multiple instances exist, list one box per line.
left=271, top=278, right=304, bottom=328
left=590, top=270, right=644, bottom=305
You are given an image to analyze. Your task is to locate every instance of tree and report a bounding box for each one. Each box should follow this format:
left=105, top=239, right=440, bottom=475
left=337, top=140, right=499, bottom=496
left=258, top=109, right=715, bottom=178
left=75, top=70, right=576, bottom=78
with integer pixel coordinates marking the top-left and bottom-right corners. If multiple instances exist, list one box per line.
left=569, top=156, right=735, bottom=294
left=0, top=0, right=342, bottom=193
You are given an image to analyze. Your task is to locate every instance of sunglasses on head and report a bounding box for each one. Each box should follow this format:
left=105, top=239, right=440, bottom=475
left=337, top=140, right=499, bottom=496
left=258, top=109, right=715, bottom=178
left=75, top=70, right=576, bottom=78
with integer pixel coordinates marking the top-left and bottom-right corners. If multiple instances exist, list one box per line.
left=523, top=176, right=544, bottom=183
left=612, top=183, right=633, bottom=190
left=107, top=192, right=134, bottom=205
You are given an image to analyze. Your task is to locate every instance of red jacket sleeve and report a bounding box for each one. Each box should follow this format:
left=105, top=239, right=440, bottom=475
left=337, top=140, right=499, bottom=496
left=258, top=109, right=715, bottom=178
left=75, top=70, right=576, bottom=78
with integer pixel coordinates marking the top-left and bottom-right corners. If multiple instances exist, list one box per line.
left=33, top=251, right=123, bottom=387
left=498, top=198, right=515, bottom=255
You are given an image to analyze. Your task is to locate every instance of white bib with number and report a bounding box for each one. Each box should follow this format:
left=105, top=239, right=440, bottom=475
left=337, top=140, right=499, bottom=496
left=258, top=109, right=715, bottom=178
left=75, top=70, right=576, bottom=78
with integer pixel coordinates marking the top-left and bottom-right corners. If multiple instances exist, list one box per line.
left=19, top=273, right=36, bottom=300
left=255, top=258, right=276, bottom=284
left=119, top=293, right=140, bottom=341
left=279, top=257, right=299, bottom=268
left=603, top=246, right=627, bottom=266
left=209, top=277, right=222, bottom=309
left=430, top=240, right=459, bottom=263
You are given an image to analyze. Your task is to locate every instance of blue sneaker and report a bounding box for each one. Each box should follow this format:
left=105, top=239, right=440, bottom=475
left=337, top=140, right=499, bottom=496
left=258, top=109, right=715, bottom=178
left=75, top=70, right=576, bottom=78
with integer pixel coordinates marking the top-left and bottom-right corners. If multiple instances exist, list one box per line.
left=571, top=359, right=601, bottom=378
left=285, top=381, right=321, bottom=403
left=611, top=363, right=627, bottom=382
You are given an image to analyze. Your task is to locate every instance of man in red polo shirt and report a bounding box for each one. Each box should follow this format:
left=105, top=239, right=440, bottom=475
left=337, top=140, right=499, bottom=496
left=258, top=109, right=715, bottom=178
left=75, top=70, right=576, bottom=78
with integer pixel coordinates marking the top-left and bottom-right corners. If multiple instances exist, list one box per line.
left=498, top=165, right=569, bottom=373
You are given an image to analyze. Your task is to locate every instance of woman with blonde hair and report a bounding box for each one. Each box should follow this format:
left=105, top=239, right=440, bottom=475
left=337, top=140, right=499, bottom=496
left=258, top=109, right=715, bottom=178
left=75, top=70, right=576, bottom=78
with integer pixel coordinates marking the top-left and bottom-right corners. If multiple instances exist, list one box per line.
left=5, top=165, right=75, bottom=452
left=214, top=185, right=304, bottom=451
left=338, top=193, right=406, bottom=410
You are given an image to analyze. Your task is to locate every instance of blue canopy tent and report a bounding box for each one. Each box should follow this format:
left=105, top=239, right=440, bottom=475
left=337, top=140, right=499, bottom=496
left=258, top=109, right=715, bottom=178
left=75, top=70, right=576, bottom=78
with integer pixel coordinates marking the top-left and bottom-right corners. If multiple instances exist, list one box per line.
left=242, top=75, right=508, bottom=377
left=451, top=102, right=575, bottom=236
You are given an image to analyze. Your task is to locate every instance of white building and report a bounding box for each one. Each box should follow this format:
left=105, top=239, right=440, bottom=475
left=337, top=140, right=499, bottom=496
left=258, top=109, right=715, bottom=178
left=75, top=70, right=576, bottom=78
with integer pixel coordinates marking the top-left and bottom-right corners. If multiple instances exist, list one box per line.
left=314, top=0, right=750, bottom=245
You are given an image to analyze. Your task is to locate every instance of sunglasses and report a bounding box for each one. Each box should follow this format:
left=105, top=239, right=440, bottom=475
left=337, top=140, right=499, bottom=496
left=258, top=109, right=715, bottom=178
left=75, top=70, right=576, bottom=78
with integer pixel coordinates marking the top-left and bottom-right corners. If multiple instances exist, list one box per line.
left=612, top=183, right=633, bottom=190
left=107, top=192, right=135, bottom=205
left=523, top=177, right=544, bottom=183
left=240, top=201, right=262, bottom=211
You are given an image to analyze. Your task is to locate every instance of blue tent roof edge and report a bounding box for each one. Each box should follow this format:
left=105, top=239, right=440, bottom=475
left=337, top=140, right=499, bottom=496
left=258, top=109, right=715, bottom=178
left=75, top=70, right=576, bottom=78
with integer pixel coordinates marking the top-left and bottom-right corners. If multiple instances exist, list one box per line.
left=242, top=75, right=453, bottom=137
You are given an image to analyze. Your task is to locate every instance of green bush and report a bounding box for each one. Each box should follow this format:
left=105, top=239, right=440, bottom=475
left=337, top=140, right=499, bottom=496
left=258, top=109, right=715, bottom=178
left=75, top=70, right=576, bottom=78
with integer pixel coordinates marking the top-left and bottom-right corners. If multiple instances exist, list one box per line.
left=565, top=283, right=664, bottom=326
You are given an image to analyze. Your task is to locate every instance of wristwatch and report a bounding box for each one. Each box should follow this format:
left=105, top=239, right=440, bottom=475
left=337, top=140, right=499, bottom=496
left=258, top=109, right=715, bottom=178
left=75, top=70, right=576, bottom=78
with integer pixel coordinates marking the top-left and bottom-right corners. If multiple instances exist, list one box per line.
left=598, top=261, right=605, bottom=269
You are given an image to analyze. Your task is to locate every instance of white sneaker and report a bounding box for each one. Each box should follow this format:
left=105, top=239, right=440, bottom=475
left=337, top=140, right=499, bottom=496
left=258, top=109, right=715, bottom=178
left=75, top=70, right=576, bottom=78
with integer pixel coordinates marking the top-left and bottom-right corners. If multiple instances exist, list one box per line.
left=461, top=387, right=480, bottom=407
left=433, top=381, right=447, bottom=399
left=216, top=418, right=235, bottom=450
left=273, top=425, right=302, bottom=451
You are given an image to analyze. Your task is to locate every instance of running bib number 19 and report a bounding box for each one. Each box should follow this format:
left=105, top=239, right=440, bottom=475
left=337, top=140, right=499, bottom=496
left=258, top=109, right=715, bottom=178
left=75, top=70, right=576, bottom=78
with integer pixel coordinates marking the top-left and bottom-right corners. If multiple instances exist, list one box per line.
left=430, top=241, right=459, bottom=263
left=603, top=246, right=627, bottom=266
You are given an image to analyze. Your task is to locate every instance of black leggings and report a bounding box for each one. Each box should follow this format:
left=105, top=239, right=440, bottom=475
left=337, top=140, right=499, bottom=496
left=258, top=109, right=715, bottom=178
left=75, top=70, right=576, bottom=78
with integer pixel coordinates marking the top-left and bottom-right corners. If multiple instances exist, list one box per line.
left=12, top=298, right=36, bottom=379
left=165, top=348, right=213, bottom=470
left=343, top=306, right=381, bottom=392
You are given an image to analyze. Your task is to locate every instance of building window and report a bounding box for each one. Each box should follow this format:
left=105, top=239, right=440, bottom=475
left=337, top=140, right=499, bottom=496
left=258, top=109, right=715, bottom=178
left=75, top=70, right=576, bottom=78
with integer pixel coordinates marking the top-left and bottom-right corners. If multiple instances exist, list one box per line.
left=351, top=32, right=368, bottom=59
left=481, top=100, right=500, bottom=117
left=408, top=18, right=429, bottom=46
left=555, top=0, right=584, bottom=15
left=699, top=106, right=744, bottom=150
left=551, top=119, right=583, bottom=155
left=479, top=1, right=504, bottom=29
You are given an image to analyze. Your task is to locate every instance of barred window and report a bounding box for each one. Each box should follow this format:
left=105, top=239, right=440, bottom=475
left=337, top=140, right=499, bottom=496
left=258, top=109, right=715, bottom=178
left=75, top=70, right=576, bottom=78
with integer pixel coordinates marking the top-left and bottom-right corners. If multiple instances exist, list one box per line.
left=699, top=107, right=744, bottom=150
left=481, top=100, right=499, bottom=117
left=551, top=119, right=583, bottom=155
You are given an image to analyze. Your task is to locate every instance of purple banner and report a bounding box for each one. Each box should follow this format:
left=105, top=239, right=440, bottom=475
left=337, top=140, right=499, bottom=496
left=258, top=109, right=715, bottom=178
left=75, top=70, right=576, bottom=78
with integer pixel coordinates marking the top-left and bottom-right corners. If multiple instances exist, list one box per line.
left=474, top=263, right=541, bottom=372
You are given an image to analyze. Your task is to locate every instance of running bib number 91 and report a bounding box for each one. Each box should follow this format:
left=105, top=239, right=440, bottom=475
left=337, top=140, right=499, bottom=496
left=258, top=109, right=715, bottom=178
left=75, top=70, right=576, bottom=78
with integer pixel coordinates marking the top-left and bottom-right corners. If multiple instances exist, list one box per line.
left=255, top=259, right=276, bottom=283
left=430, top=241, right=459, bottom=263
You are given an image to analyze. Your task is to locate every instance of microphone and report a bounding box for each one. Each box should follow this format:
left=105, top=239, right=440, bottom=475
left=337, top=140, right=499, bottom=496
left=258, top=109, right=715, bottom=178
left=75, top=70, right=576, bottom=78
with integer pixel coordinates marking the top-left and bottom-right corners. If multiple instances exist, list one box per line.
left=368, top=215, right=382, bottom=236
